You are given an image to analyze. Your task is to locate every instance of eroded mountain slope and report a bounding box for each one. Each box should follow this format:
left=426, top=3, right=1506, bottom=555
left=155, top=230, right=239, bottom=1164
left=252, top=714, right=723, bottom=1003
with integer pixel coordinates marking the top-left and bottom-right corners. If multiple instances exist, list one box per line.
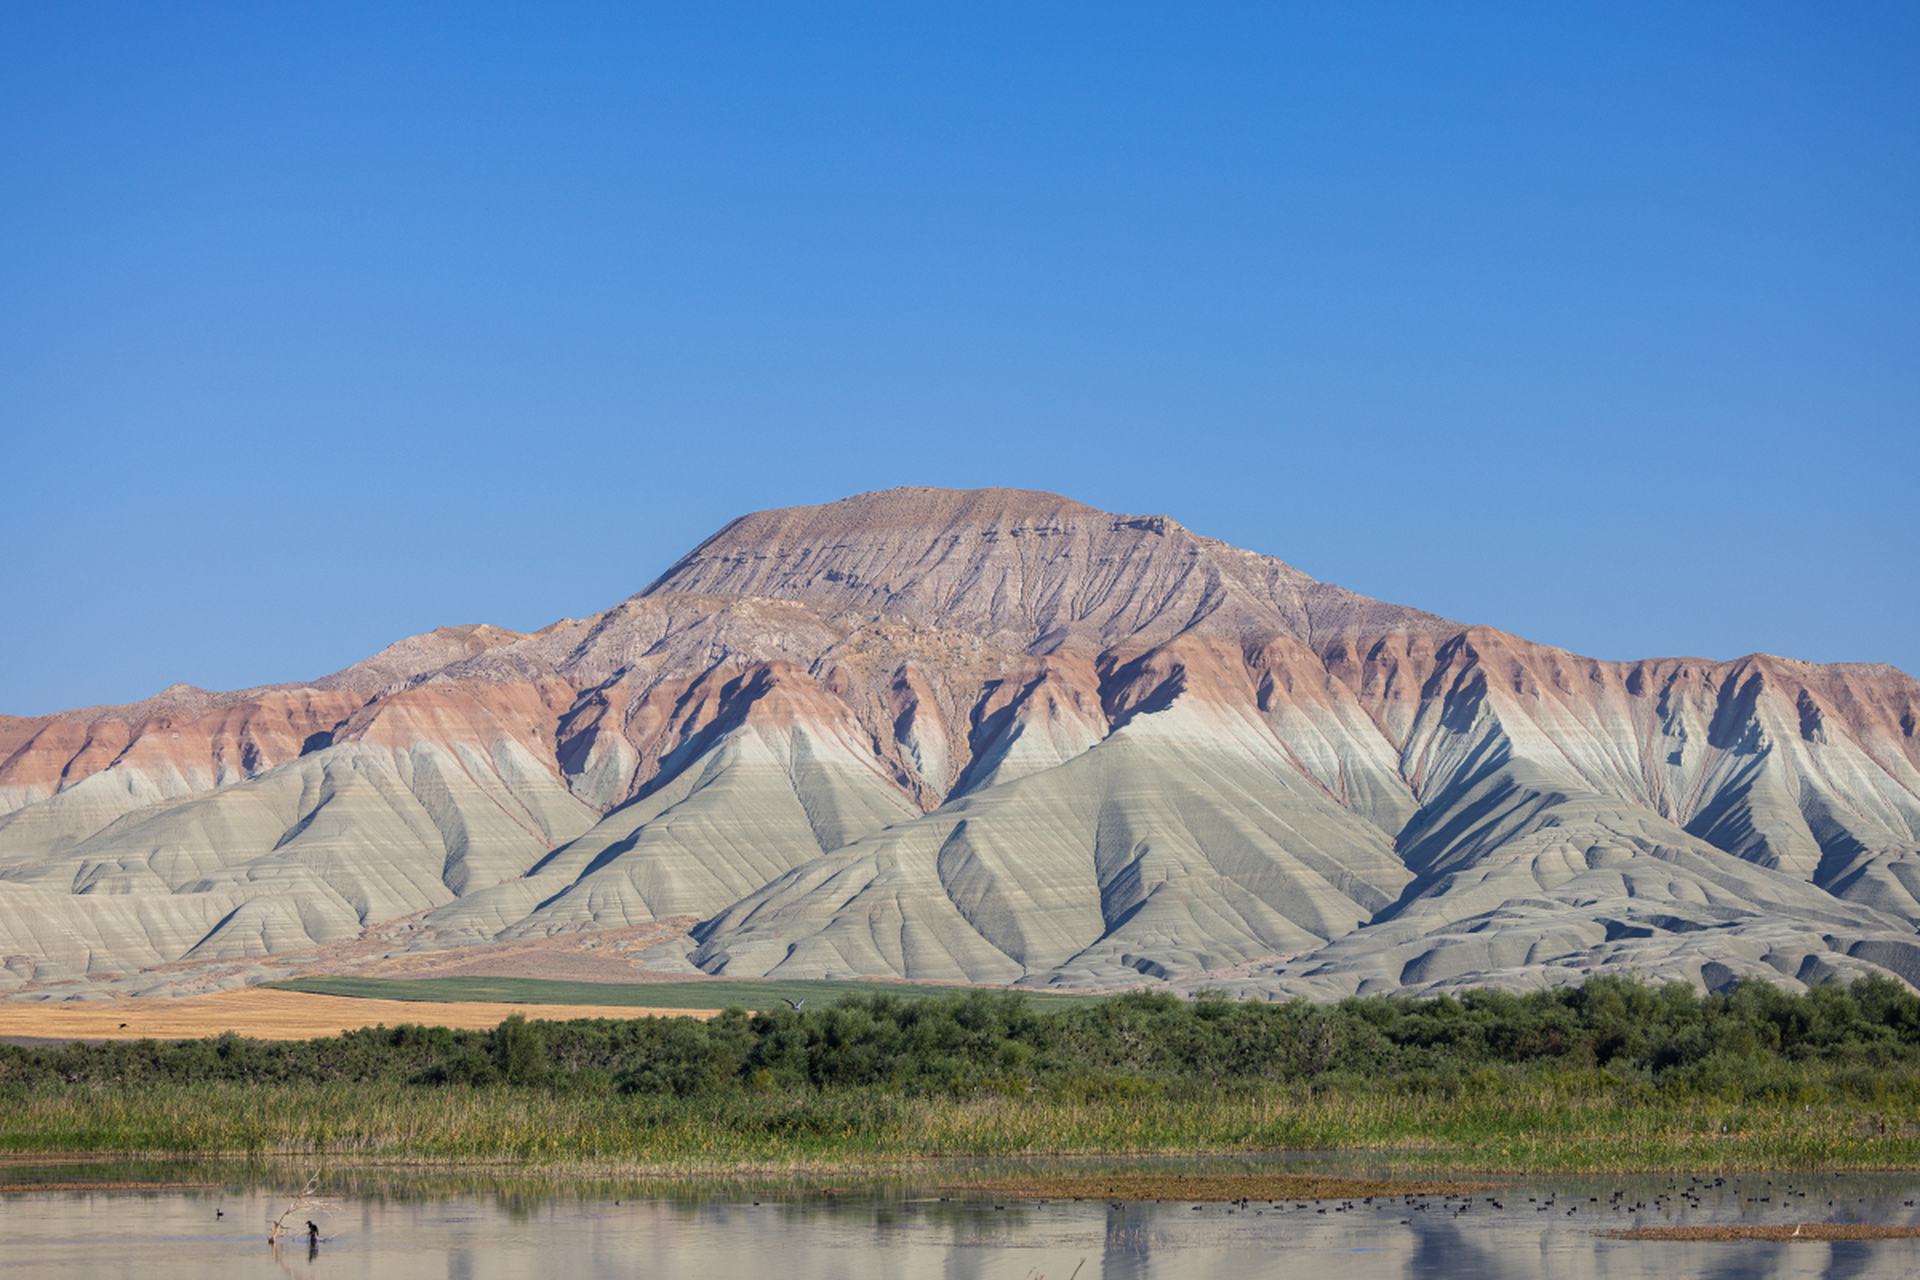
left=2, top=486, right=1916, bottom=999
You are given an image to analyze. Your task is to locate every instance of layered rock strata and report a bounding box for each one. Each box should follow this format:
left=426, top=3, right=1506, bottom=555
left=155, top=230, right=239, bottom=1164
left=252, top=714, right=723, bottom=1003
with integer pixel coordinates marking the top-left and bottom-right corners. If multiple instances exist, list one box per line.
left=3, top=488, right=1917, bottom=999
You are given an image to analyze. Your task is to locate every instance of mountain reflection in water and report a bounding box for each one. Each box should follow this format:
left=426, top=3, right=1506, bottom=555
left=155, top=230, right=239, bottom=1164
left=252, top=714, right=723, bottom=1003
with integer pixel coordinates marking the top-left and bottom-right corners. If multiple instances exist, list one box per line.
left=5, top=1166, right=1920, bottom=1279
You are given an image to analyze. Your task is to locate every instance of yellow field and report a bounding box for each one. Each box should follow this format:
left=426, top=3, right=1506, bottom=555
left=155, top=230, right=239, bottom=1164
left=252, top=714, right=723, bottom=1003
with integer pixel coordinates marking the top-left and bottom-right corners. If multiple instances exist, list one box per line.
left=0, top=988, right=720, bottom=1041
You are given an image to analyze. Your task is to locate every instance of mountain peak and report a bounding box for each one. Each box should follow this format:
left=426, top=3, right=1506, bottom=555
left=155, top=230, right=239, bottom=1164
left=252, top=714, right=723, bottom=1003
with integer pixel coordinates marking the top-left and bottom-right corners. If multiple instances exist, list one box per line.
left=700, top=486, right=1108, bottom=541
left=640, top=486, right=1440, bottom=653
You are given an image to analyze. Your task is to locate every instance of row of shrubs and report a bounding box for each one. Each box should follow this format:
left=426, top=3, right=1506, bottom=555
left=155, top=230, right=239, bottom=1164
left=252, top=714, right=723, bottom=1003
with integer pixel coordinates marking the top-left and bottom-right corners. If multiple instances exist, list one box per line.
left=7, top=973, right=1920, bottom=1103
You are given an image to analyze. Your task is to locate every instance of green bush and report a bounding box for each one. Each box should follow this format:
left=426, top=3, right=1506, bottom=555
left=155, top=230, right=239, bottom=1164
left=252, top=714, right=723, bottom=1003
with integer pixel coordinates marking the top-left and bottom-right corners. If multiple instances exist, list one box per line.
left=9, top=974, right=1920, bottom=1107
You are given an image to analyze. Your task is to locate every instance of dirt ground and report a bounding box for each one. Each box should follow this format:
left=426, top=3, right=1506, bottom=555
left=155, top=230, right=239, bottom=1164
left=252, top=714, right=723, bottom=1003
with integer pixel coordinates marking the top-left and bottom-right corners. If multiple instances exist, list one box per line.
left=321, top=919, right=708, bottom=984
left=1600, top=1224, right=1920, bottom=1241
left=0, top=987, right=719, bottom=1043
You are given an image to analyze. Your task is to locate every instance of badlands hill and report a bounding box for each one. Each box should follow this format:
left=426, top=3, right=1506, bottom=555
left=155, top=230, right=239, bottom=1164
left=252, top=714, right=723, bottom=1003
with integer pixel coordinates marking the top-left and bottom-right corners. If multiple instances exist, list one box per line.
left=3, top=486, right=1919, bottom=1001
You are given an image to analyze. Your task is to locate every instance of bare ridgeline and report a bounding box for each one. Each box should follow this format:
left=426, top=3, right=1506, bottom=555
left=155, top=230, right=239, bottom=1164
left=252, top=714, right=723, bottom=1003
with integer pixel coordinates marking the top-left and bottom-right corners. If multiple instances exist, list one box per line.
left=3, top=486, right=1918, bottom=1002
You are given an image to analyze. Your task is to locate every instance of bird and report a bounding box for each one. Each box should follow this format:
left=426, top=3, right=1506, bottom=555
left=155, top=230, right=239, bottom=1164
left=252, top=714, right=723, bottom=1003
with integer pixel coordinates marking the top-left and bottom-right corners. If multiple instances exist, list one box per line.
left=119, top=1023, right=127, bottom=1029
left=782, top=998, right=805, bottom=1010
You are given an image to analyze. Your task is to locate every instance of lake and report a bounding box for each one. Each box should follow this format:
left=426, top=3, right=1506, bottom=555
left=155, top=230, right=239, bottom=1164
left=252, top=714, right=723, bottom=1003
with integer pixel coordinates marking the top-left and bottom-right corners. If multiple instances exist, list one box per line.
left=5, top=1161, right=1919, bottom=1278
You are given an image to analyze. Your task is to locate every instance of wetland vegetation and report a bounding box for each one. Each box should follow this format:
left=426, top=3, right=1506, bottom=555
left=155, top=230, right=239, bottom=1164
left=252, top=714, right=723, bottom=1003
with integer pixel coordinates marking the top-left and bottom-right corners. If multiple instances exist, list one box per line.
left=9, top=974, right=1920, bottom=1174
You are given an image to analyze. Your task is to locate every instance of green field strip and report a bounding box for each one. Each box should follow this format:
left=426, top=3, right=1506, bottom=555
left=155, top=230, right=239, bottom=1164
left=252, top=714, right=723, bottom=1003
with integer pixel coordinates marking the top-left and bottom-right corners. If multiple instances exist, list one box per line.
left=262, top=975, right=1100, bottom=1012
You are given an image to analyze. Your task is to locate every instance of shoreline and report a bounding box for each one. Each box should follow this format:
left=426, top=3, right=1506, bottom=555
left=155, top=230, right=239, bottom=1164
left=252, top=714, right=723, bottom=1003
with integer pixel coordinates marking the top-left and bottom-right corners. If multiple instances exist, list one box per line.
left=6, top=1150, right=1920, bottom=1192
left=5, top=1138, right=1920, bottom=1180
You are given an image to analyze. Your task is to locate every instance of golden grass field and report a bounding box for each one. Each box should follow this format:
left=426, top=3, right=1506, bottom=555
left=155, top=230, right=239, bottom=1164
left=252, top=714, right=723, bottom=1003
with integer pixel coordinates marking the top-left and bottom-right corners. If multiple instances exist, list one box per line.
left=0, top=988, right=721, bottom=1041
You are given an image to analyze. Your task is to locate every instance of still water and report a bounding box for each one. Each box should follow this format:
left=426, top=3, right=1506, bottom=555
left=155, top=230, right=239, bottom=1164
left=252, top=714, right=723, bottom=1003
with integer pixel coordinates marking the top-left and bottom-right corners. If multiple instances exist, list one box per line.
left=6, top=1163, right=1920, bottom=1279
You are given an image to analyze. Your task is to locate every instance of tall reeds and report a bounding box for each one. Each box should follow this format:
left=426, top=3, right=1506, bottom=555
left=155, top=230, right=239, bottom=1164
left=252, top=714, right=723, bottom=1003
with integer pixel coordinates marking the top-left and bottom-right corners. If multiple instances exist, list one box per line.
left=6, top=1080, right=1918, bottom=1174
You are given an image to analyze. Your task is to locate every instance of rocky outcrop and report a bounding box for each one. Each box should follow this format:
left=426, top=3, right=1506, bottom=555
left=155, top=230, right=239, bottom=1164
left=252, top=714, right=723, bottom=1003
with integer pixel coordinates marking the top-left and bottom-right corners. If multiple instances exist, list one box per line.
left=3, top=487, right=1917, bottom=999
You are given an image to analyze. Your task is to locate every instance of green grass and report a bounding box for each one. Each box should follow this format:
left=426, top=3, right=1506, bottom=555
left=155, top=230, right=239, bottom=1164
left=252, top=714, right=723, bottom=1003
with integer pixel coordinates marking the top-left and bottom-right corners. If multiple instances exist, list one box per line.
left=262, top=975, right=1100, bottom=1011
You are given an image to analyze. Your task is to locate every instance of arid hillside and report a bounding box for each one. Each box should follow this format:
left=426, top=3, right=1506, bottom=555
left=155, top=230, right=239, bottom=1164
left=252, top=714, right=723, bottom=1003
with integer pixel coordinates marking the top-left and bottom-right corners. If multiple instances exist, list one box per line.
left=4, top=487, right=1918, bottom=1000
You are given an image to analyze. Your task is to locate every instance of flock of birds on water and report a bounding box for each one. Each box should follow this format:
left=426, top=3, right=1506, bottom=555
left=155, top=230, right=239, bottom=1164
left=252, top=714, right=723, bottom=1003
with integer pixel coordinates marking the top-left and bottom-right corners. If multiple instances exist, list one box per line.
left=725, top=1178, right=1919, bottom=1227
left=1025, top=1179, right=1920, bottom=1224
left=239, top=1176, right=1920, bottom=1249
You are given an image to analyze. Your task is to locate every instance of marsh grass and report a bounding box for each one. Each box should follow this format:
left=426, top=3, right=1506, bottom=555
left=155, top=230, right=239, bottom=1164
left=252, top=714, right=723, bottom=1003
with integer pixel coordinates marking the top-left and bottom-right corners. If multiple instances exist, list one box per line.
left=15, top=974, right=1920, bottom=1177
left=7, top=1081, right=1920, bottom=1176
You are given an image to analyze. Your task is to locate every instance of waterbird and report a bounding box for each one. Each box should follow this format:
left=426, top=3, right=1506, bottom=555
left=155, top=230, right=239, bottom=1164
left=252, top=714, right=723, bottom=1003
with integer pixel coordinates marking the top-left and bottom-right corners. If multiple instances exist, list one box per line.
left=782, top=998, right=806, bottom=1010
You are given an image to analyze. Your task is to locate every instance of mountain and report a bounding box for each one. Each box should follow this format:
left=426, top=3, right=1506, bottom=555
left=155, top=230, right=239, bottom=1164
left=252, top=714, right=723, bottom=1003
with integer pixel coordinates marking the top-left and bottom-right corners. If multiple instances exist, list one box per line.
left=3, top=486, right=1918, bottom=1001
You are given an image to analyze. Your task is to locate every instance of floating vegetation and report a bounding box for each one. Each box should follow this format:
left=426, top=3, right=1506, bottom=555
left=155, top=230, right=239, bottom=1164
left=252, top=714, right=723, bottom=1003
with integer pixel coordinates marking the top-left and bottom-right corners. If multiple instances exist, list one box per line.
left=0, top=1179, right=217, bottom=1193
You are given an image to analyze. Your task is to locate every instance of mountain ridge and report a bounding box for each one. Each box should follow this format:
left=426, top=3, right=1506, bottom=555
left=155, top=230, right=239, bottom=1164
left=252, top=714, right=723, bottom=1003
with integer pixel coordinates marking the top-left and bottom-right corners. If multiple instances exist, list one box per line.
left=2, top=486, right=1916, bottom=1001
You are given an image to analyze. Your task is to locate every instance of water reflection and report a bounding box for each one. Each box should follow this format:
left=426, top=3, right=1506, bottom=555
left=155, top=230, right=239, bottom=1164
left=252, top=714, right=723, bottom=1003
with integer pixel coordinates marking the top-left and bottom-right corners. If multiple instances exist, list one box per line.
left=4, top=1163, right=1920, bottom=1279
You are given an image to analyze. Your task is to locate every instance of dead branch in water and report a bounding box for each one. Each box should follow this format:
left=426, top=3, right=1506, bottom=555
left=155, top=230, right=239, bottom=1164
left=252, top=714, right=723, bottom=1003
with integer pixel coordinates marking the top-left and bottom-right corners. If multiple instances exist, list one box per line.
left=266, top=1173, right=334, bottom=1245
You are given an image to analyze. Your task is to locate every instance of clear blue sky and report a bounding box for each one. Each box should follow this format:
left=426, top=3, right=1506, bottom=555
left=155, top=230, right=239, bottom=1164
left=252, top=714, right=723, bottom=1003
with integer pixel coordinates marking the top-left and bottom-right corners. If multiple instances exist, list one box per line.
left=3, top=2, right=1915, bottom=715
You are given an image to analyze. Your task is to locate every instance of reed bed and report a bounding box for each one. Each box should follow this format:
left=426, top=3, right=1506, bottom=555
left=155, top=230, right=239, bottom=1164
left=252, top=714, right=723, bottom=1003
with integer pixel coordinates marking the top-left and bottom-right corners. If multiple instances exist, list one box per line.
left=13, top=975, right=1920, bottom=1176
left=7, top=1081, right=1920, bottom=1176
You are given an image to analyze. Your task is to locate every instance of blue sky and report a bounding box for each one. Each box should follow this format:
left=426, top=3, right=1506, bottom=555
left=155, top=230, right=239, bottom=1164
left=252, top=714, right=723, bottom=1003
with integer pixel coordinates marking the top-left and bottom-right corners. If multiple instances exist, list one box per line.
left=3, top=2, right=1915, bottom=715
